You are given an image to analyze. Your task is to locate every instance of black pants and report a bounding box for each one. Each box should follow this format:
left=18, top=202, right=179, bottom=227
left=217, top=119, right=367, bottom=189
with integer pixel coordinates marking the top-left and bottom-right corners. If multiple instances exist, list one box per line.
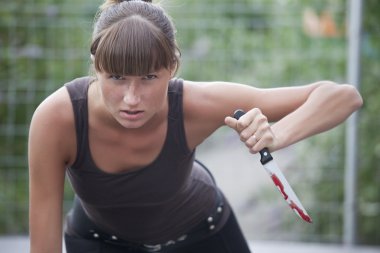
left=65, top=210, right=251, bottom=253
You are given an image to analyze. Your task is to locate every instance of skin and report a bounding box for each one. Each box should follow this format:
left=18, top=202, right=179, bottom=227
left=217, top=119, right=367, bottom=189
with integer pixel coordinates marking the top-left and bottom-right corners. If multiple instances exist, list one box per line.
left=29, top=64, right=363, bottom=252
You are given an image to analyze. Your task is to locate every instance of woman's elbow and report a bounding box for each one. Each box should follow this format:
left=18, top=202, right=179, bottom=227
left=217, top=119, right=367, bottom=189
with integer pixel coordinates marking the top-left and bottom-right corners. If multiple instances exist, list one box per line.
left=340, top=84, right=363, bottom=111
left=318, top=81, right=363, bottom=110
left=314, top=81, right=363, bottom=115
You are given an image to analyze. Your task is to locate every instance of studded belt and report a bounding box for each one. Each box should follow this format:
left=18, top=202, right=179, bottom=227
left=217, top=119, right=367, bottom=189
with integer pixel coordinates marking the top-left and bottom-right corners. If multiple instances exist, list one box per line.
left=87, top=191, right=225, bottom=253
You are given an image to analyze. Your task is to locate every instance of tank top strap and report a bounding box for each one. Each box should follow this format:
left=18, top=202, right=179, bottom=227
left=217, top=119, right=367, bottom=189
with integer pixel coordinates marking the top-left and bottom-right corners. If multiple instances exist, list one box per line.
left=65, top=76, right=93, bottom=168
left=167, top=78, right=191, bottom=154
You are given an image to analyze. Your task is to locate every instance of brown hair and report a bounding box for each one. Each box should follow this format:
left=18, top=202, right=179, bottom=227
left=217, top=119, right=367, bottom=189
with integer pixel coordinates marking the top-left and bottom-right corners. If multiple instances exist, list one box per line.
left=90, top=0, right=180, bottom=76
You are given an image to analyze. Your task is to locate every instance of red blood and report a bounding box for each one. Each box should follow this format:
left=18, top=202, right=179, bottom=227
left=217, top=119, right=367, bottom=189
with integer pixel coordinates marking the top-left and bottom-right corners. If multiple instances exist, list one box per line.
left=289, top=200, right=312, bottom=223
left=271, top=174, right=288, bottom=200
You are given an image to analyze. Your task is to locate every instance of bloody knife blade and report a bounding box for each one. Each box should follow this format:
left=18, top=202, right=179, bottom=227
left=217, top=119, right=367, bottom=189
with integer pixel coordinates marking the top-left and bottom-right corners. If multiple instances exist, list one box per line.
left=233, top=109, right=312, bottom=223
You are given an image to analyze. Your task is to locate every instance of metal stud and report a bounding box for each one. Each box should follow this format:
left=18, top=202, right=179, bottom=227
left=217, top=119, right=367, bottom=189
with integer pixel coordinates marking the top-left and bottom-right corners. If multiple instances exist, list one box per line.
left=207, top=216, right=213, bottom=223
left=217, top=206, right=223, bottom=213
left=165, top=240, right=176, bottom=246
left=111, top=235, right=118, bottom=240
left=93, top=233, right=99, bottom=238
left=209, top=225, right=215, bottom=230
left=177, top=234, right=187, bottom=241
left=143, top=244, right=162, bottom=252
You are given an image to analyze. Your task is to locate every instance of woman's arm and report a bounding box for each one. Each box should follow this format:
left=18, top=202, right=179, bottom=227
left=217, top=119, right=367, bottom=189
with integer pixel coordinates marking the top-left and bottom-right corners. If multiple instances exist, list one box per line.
left=225, top=81, right=363, bottom=153
left=28, top=88, right=76, bottom=253
left=183, top=80, right=362, bottom=151
left=269, top=82, right=362, bottom=151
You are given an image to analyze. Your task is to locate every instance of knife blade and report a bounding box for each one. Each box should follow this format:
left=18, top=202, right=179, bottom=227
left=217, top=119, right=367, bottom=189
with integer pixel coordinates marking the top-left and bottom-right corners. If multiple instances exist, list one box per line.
left=233, top=109, right=312, bottom=223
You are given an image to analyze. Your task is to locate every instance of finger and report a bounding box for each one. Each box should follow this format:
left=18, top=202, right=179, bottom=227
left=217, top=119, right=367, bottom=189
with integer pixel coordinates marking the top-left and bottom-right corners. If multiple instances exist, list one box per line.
left=250, top=131, right=275, bottom=154
left=236, top=116, right=250, bottom=132
left=254, top=120, right=271, bottom=141
left=245, top=133, right=259, bottom=148
left=224, top=116, right=238, bottom=130
left=239, top=120, right=258, bottom=141
left=232, top=108, right=258, bottom=133
left=225, top=115, right=250, bottom=132
left=240, top=110, right=267, bottom=141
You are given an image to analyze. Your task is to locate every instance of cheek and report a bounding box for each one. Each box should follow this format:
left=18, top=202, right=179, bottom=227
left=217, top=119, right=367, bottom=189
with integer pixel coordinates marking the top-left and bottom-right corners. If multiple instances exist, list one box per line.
left=150, top=85, right=168, bottom=106
left=101, top=85, right=123, bottom=105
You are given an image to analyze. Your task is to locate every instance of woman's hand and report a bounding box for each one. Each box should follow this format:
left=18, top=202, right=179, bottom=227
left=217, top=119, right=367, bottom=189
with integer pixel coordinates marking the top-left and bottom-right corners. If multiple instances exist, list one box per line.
left=225, top=108, right=278, bottom=154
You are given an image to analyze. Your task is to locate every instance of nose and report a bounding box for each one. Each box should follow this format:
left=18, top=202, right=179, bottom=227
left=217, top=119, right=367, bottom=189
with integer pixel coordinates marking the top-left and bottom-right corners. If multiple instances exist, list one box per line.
left=123, top=84, right=141, bottom=106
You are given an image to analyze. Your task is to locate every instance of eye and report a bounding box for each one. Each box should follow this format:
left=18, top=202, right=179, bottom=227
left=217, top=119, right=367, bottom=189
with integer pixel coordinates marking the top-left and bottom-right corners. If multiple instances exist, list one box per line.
left=143, top=74, right=157, bottom=80
left=109, top=74, right=125, bottom=80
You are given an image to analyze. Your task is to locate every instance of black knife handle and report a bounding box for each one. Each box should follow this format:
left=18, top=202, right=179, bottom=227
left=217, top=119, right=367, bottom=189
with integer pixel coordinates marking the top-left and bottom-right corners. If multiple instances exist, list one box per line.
left=233, top=109, right=273, bottom=165
left=259, top=148, right=273, bottom=165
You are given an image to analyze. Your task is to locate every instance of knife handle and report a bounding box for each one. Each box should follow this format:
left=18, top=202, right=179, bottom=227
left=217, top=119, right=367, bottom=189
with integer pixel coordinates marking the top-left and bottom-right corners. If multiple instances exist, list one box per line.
left=233, top=109, right=273, bottom=165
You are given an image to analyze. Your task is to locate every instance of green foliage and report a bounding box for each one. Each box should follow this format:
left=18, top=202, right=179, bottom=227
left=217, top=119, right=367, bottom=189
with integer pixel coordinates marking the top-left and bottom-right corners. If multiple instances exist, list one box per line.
left=356, top=0, right=380, bottom=245
left=170, top=0, right=346, bottom=86
left=0, top=0, right=101, bottom=234
left=294, top=0, right=380, bottom=245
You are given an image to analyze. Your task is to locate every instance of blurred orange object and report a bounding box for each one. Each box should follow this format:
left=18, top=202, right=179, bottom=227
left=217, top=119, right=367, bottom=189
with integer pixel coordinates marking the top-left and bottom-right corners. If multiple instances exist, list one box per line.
left=303, top=8, right=340, bottom=38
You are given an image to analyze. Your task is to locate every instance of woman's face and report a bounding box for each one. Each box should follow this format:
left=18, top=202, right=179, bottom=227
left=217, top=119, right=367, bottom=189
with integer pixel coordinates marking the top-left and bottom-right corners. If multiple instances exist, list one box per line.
left=96, top=67, right=173, bottom=129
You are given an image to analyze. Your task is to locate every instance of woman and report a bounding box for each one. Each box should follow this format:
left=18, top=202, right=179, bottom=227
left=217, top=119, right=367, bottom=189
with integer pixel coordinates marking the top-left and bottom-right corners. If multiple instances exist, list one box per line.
left=28, top=0, right=363, bottom=252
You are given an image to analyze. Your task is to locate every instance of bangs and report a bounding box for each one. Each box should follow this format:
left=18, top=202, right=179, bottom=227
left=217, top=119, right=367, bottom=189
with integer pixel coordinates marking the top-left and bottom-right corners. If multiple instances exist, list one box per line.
left=92, top=16, right=175, bottom=76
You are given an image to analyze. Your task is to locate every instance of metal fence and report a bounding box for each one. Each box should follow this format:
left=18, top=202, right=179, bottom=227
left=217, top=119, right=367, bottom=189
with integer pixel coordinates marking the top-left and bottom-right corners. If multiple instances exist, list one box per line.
left=1, top=0, right=376, bottom=245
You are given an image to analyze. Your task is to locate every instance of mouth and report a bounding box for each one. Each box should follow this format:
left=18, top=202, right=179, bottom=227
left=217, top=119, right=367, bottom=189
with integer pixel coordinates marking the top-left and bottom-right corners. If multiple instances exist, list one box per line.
left=123, top=110, right=143, bottom=115
left=119, top=110, right=144, bottom=120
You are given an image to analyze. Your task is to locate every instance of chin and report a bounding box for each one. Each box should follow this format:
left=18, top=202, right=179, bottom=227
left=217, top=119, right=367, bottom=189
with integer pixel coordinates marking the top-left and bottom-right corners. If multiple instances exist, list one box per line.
left=119, top=121, right=144, bottom=129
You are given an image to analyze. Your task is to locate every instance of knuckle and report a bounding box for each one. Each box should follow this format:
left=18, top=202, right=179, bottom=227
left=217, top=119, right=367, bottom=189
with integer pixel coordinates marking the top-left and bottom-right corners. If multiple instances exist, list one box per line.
left=257, top=123, right=271, bottom=134
left=257, top=114, right=268, bottom=123
left=260, top=132, right=270, bottom=140
left=260, top=135, right=274, bottom=148
left=253, top=108, right=262, bottom=114
left=237, top=120, right=247, bottom=130
left=246, top=137, right=255, bottom=146
left=262, top=123, right=270, bottom=131
left=250, top=146, right=260, bottom=154
left=240, top=133, right=248, bottom=142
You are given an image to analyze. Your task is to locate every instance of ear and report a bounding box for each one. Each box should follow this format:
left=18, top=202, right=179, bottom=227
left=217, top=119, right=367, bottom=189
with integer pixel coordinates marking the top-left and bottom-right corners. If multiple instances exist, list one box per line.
left=170, top=63, right=178, bottom=77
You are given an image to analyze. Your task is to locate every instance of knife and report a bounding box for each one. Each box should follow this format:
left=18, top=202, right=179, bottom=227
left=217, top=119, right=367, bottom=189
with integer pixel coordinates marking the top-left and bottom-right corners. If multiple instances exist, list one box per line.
left=233, top=109, right=312, bottom=223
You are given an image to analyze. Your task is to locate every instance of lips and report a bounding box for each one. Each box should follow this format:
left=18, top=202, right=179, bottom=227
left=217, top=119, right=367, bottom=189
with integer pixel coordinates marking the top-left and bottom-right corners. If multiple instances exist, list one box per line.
left=119, top=110, right=144, bottom=120
left=124, top=110, right=143, bottom=115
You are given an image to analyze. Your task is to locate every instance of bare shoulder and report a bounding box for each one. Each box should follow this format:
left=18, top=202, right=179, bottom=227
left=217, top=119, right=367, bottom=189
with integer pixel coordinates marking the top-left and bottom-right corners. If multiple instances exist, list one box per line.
left=182, top=80, right=260, bottom=123
left=29, top=86, right=76, bottom=165
left=181, top=80, right=259, bottom=148
left=33, top=86, right=72, bottom=117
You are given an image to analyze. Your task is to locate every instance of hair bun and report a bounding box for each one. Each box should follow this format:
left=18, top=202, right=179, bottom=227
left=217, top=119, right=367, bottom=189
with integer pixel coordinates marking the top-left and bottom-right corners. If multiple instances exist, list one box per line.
left=100, top=0, right=152, bottom=11
left=122, top=0, right=152, bottom=2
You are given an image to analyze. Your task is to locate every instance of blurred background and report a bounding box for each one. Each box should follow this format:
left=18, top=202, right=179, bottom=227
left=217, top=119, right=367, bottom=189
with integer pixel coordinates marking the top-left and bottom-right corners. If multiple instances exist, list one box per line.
left=0, top=0, right=379, bottom=250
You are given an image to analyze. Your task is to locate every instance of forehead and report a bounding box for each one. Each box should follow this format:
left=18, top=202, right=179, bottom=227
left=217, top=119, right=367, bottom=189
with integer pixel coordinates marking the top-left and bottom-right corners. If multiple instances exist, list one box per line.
left=99, top=67, right=172, bottom=77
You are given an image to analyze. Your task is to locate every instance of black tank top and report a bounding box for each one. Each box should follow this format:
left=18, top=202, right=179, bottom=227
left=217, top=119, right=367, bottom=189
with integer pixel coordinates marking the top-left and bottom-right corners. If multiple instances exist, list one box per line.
left=64, top=76, right=229, bottom=244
